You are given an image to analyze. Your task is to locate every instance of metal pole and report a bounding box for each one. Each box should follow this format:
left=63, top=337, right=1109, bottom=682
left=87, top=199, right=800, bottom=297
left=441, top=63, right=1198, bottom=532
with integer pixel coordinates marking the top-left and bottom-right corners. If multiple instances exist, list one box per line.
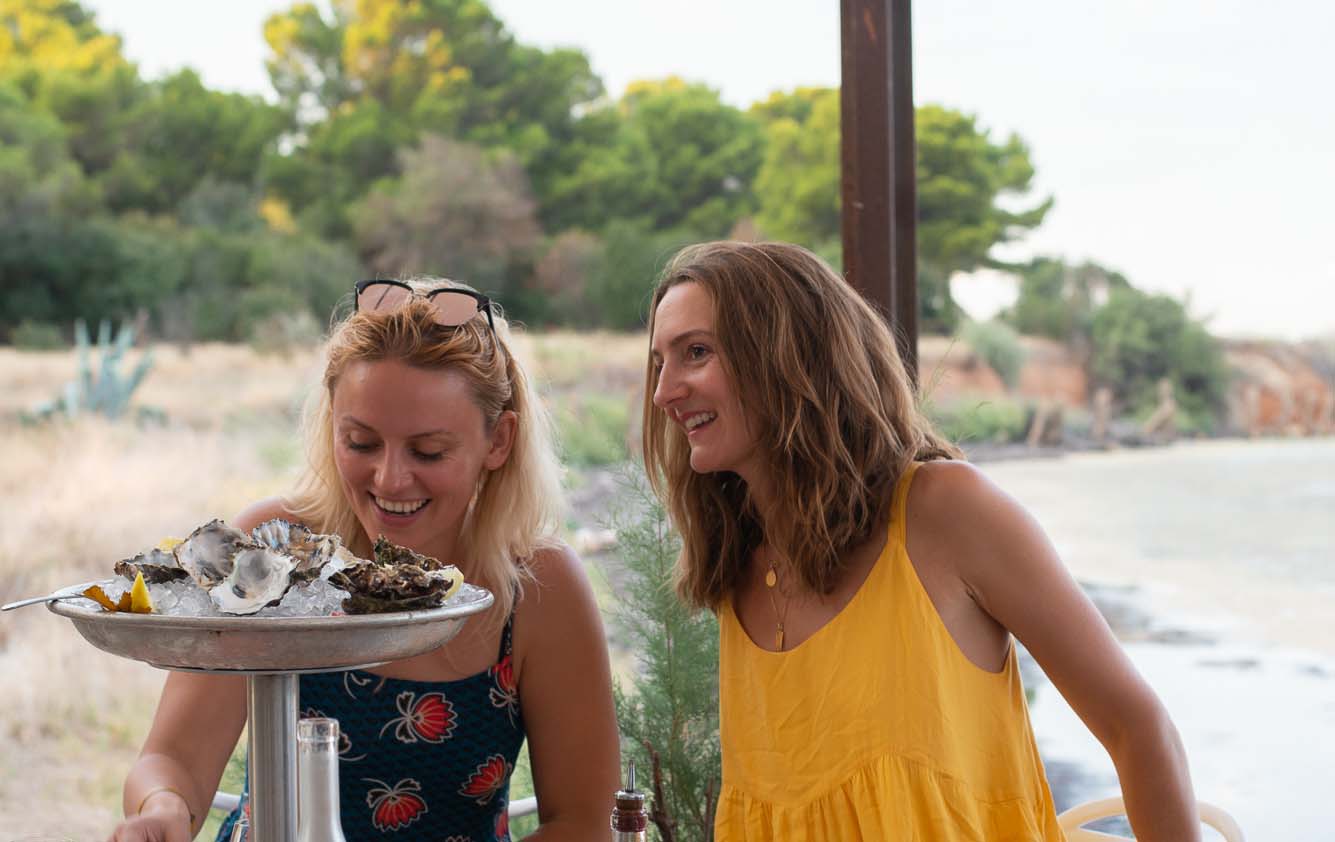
left=247, top=673, right=299, bottom=842
left=841, top=0, right=919, bottom=386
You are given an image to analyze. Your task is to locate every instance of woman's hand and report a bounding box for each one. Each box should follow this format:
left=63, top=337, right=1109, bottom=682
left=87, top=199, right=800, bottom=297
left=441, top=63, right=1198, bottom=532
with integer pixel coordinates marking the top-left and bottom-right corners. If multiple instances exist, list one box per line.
left=106, top=795, right=194, bottom=842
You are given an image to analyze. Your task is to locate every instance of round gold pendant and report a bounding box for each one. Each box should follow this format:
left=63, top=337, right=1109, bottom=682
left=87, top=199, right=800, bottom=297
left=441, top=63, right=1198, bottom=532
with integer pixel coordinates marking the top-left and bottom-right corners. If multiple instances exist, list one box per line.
left=765, top=567, right=777, bottom=588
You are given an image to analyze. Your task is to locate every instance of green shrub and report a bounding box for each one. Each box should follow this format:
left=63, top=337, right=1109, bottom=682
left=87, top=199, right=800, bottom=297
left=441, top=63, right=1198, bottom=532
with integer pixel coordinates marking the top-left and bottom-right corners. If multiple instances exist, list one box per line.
left=201, top=739, right=247, bottom=840
left=507, top=743, right=539, bottom=838
left=247, top=309, right=323, bottom=356
left=554, top=393, right=630, bottom=467
left=586, top=221, right=698, bottom=330
left=1132, top=402, right=1217, bottom=438
left=926, top=396, right=1029, bottom=445
left=960, top=318, right=1025, bottom=389
left=1002, top=257, right=1130, bottom=342
left=610, top=467, right=721, bottom=842
left=1090, top=287, right=1229, bottom=422
left=1175, top=409, right=1216, bottom=437
left=10, top=319, right=65, bottom=350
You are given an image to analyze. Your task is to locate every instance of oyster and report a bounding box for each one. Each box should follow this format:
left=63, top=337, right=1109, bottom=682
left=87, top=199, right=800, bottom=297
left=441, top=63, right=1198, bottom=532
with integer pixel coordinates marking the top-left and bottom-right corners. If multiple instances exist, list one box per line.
left=115, top=548, right=189, bottom=584
left=210, top=546, right=300, bottom=615
left=307, top=534, right=358, bottom=582
left=251, top=518, right=313, bottom=552
left=174, top=519, right=254, bottom=588
left=370, top=536, right=448, bottom=571
left=328, top=536, right=463, bottom=615
left=251, top=518, right=355, bottom=583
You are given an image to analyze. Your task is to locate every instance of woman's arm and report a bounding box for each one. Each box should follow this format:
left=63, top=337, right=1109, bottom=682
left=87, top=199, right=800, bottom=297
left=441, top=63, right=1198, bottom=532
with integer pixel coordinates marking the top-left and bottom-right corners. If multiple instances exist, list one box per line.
left=514, top=544, right=621, bottom=840
left=917, top=461, right=1200, bottom=842
left=111, top=498, right=293, bottom=842
left=117, top=673, right=249, bottom=840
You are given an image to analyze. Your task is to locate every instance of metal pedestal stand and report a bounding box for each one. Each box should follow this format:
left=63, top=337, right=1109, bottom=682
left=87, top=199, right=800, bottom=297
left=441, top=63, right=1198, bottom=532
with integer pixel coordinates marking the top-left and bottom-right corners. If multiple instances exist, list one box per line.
left=248, top=672, right=299, bottom=840
left=50, top=580, right=494, bottom=842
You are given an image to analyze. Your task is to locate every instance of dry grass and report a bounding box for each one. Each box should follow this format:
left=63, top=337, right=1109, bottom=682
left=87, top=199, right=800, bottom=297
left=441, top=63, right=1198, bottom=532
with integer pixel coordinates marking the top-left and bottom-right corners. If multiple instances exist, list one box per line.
left=0, top=420, right=297, bottom=836
left=2, top=343, right=343, bottom=837
left=0, top=332, right=647, bottom=421
left=0, top=333, right=647, bottom=837
left=516, top=330, right=647, bottom=393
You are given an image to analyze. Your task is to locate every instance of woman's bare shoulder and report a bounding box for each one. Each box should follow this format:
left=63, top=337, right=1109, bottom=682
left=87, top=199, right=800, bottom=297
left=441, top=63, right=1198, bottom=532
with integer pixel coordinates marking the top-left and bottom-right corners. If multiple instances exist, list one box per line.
left=231, top=496, right=301, bottom=533
left=520, top=542, right=589, bottom=600
left=907, top=460, right=1035, bottom=558
left=513, top=542, right=603, bottom=636
left=910, top=459, right=1011, bottom=514
left=909, top=459, right=1050, bottom=580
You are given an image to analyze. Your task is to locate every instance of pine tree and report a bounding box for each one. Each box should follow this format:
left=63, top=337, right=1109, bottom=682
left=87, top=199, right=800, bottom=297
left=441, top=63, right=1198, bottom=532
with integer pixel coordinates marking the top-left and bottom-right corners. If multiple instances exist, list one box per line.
left=608, top=468, right=721, bottom=842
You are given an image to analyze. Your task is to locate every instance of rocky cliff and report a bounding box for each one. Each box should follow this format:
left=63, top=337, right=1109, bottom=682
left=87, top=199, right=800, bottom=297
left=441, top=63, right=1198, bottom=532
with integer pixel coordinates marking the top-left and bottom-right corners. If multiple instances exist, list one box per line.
left=918, top=334, right=1335, bottom=436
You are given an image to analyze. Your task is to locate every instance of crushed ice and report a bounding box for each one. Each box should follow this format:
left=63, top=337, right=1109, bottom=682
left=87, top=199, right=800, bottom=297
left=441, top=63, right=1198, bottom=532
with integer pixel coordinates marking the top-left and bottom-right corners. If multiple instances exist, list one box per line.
left=71, top=577, right=352, bottom=618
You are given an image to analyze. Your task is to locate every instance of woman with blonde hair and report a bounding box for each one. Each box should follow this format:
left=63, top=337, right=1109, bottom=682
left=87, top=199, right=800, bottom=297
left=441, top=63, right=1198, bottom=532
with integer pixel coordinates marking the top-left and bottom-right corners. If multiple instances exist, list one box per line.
left=644, top=242, right=1199, bottom=840
left=110, top=279, right=619, bottom=842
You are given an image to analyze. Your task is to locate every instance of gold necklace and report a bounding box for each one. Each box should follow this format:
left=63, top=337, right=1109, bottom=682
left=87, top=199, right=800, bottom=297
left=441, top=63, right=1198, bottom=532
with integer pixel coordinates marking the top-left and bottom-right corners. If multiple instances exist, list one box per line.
left=762, top=549, right=791, bottom=651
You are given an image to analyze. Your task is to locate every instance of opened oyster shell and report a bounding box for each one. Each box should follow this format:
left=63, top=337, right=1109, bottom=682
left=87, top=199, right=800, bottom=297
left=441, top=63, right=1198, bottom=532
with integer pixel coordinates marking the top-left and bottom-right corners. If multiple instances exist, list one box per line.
left=250, top=518, right=355, bottom=584
left=115, top=548, right=190, bottom=584
left=210, top=545, right=300, bottom=615
left=327, top=536, right=464, bottom=615
left=174, top=519, right=253, bottom=588
left=250, top=518, right=311, bottom=551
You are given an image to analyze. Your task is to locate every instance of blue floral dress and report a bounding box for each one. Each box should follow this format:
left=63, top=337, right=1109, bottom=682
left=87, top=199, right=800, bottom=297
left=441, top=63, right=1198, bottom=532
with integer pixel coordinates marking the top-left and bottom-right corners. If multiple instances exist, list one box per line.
left=217, top=612, right=524, bottom=841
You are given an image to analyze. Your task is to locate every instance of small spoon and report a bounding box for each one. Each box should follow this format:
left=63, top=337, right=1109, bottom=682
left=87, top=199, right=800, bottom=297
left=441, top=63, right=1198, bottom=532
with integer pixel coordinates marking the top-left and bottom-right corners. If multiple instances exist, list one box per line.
left=1, top=593, right=87, bottom=612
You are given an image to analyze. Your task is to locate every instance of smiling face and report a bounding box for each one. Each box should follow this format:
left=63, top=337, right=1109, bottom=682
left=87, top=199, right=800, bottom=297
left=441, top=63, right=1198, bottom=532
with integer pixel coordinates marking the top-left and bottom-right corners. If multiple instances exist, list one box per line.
left=331, top=358, right=515, bottom=564
left=650, top=282, right=760, bottom=480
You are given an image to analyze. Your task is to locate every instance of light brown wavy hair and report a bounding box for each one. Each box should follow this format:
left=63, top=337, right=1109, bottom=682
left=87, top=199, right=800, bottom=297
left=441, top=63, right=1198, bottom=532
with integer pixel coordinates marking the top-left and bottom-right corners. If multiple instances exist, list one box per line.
left=286, top=279, right=563, bottom=621
left=642, top=242, right=963, bottom=611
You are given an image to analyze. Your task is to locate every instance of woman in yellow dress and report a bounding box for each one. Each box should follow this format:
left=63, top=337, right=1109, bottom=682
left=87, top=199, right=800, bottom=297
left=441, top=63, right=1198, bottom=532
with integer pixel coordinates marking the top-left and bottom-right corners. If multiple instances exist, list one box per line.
left=642, top=241, right=1200, bottom=841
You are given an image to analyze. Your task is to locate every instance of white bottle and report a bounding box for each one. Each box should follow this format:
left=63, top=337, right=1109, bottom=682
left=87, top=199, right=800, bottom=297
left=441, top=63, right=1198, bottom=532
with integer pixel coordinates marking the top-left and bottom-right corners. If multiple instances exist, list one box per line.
left=297, top=717, right=349, bottom=842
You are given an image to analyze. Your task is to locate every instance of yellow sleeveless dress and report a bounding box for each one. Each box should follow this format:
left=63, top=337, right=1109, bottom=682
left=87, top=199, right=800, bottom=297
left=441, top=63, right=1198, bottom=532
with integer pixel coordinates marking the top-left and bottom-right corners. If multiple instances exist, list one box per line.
left=716, top=462, right=1066, bottom=841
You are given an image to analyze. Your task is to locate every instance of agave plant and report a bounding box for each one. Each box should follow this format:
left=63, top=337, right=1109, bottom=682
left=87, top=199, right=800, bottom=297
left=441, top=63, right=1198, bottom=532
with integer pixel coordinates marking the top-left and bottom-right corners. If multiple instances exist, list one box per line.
left=23, top=318, right=158, bottom=424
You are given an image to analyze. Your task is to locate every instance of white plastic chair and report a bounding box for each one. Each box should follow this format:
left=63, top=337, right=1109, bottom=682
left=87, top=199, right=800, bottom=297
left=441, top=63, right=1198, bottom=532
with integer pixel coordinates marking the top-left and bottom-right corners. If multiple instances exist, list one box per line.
left=1057, top=796, right=1244, bottom=841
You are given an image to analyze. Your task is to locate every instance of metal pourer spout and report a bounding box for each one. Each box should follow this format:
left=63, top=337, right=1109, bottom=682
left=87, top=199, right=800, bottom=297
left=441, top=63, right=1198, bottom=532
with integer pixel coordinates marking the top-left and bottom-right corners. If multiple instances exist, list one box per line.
left=611, top=757, right=648, bottom=836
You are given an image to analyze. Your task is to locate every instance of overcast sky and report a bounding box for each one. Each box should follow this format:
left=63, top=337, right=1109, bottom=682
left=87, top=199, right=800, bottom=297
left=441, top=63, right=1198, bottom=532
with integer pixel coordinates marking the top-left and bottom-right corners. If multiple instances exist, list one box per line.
left=83, top=0, right=1334, bottom=340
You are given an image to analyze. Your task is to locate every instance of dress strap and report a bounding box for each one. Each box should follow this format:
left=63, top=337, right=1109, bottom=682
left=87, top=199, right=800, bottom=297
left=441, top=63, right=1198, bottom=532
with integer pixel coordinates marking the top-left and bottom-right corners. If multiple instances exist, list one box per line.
left=495, top=588, right=518, bottom=662
left=890, top=461, right=922, bottom=546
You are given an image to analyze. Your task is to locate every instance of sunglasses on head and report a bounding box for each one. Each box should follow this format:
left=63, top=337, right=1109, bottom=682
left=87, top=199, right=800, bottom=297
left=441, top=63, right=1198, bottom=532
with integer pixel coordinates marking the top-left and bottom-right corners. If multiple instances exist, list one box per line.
left=353, top=280, right=496, bottom=334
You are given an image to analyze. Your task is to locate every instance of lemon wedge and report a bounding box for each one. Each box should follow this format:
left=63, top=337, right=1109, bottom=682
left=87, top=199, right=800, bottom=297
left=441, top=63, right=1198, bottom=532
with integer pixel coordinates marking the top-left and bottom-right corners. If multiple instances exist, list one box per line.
left=129, top=570, right=154, bottom=614
left=81, top=583, right=119, bottom=612
left=437, top=566, right=464, bottom=601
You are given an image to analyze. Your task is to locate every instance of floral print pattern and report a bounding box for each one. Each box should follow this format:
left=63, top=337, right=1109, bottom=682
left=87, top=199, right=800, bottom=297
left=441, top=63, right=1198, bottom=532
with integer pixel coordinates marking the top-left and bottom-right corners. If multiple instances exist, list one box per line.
left=365, top=777, right=429, bottom=832
left=378, top=691, right=458, bottom=744
left=217, top=609, right=523, bottom=842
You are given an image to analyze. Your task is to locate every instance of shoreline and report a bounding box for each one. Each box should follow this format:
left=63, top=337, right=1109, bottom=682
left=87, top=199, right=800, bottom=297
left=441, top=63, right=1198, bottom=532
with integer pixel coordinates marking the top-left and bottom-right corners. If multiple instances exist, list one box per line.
left=963, top=430, right=1335, bottom=465
left=976, top=437, right=1335, bottom=658
left=984, top=440, right=1335, bottom=837
left=1023, top=577, right=1335, bottom=836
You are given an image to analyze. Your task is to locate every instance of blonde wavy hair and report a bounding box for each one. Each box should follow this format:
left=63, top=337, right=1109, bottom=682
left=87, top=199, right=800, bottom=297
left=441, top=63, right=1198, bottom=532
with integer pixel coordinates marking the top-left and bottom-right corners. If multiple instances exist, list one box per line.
left=286, top=278, right=563, bottom=620
left=642, top=242, right=963, bottom=612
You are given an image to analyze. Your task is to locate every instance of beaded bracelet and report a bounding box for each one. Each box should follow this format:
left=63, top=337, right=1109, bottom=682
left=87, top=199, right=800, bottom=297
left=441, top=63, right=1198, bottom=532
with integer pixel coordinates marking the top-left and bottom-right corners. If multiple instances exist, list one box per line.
left=137, top=785, right=199, bottom=835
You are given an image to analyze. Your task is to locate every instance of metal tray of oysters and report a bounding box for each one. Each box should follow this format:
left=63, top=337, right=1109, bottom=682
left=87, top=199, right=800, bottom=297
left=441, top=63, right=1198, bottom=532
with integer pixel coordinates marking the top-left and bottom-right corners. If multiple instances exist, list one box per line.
left=47, top=518, right=493, bottom=673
